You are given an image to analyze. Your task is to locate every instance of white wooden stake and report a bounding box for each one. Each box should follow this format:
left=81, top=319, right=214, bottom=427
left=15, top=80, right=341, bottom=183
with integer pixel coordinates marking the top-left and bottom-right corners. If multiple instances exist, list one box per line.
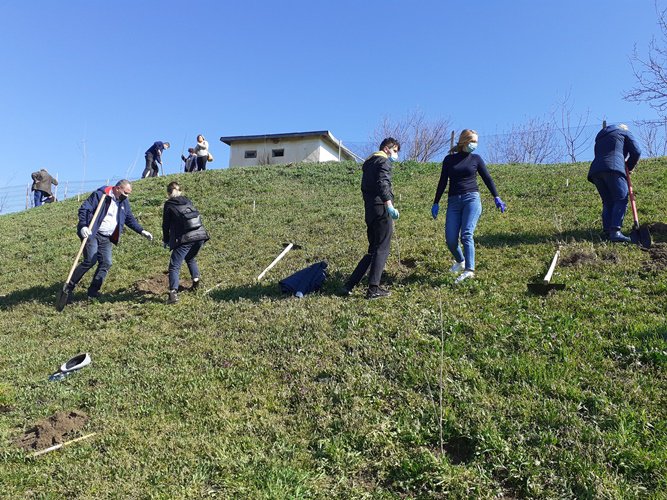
left=543, top=249, right=561, bottom=284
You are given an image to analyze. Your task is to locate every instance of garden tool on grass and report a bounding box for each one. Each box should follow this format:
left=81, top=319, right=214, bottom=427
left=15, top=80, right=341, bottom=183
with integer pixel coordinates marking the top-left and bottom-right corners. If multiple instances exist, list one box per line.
left=257, top=242, right=302, bottom=281
left=527, top=247, right=566, bottom=295
left=56, top=193, right=108, bottom=311
left=625, top=163, right=652, bottom=249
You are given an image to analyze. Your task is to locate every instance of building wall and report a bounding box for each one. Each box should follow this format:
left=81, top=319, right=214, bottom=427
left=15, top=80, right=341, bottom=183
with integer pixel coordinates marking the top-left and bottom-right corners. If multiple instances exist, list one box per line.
left=228, top=137, right=323, bottom=167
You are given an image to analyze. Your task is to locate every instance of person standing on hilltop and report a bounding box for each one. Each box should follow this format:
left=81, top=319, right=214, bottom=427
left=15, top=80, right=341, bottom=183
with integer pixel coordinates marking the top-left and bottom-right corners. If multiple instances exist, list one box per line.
left=193, top=134, right=209, bottom=172
left=587, top=123, right=642, bottom=242
left=31, top=168, right=58, bottom=206
left=142, top=141, right=170, bottom=178
left=343, top=137, right=401, bottom=299
left=161, top=181, right=209, bottom=304
left=61, top=180, right=153, bottom=303
left=431, top=129, right=506, bottom=284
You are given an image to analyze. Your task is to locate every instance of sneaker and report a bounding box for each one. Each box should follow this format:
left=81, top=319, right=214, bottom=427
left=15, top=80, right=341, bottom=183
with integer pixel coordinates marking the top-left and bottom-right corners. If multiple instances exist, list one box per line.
left=449, top=260, right=466, bottom=274
left=191, top=278, right=200, bottom=291
left=609, top=230, right=631, bottom=243
left=366, top=286, right=391, bottom=299
left=167, top=290, right=179, bottom=304
left=87, top=289, right=101, bottom=299
left=454, top=270, right=475, bottom=284
left=338, top=286, right=352, bottom=297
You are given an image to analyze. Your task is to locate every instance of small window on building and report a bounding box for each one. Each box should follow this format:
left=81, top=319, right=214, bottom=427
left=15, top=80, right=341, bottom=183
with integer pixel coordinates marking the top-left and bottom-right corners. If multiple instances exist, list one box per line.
left=272, top=149, right=285, bottom=157
left=244, top=150, right=257, bottom=159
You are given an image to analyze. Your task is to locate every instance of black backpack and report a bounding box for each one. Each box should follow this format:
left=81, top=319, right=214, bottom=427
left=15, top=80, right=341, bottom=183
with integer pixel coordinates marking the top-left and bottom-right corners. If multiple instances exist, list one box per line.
left=173, top=202, right=202, bottom=232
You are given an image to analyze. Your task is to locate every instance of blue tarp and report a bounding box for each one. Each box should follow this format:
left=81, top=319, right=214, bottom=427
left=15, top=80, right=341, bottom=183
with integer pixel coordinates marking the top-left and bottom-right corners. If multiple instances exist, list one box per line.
left=279, top=261, right=328, bottom=297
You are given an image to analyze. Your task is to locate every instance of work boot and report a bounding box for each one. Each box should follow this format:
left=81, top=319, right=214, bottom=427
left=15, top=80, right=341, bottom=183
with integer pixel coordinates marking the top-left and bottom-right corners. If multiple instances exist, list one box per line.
left=167, top=290, right=179, bottom=304
left=609, top=230, right=631, bottom=243
left=366, top=286, right=390, bottom=300
left=449, top=260, right=466, bottom=274
left=191, top=278, right=200, bottom=291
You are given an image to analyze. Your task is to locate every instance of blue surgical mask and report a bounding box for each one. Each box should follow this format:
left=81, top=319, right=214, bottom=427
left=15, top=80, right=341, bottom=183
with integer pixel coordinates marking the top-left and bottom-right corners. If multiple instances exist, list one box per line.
left=465, top=142, right=478, bottom=153
left=390, top=151, right=399, bottom=161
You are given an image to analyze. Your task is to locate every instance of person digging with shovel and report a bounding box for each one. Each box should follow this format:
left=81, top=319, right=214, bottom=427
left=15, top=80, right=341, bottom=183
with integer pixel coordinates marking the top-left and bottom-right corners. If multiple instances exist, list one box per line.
left=588, top=123, right=642, bottom=243
left=60, top=180, right=153, bottom=305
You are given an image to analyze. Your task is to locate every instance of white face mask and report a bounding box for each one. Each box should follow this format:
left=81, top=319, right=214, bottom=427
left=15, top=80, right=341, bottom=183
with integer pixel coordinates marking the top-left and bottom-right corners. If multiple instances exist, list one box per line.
left=465, top=142, right=478, bottom=153
left=390, top=151, right=399, bottom=161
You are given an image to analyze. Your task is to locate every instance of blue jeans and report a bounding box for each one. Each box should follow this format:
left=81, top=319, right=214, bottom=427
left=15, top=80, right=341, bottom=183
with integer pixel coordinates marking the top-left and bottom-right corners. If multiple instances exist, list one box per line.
left=445, top=192, right=482, bottom=271
left=169, top=240, right=204, bottom=290
left=34, top=191, right=45, bottom=207
left=591, top=172, right=628, bottom=232
left=70, top=233, right=113, bottom=294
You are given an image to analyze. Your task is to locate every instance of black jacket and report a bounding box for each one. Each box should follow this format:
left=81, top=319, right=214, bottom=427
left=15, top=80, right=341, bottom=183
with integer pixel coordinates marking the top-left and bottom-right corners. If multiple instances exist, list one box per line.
left=162, top=196, right=209, bottom=250
left=361, top=152, right=394, bottom=205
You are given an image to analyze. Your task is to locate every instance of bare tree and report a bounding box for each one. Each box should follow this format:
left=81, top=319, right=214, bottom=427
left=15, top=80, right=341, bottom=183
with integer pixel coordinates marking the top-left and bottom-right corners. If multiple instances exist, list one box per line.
left=370, top=110, right=452, bottom=162
left=556, top=91, right=592, bottom=162
left=625, top=2, right=667, bottom=113
left=487, top=116, right=562, bottom=164
left=635, top=118, right=667, bottom=157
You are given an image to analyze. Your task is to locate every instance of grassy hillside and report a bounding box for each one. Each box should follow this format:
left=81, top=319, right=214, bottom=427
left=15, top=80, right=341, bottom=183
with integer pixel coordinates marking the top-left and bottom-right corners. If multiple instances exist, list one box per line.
left=0, top=159, right=666, bottom=498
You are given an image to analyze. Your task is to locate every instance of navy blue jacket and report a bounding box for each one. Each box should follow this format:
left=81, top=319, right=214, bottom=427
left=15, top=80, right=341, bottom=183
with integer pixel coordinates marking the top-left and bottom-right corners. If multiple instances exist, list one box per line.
left=145, top=141, right=166, bottom=159
left=77, top=186, right=144, bottom=245
left=433, top=152, right=499, bottom=203
left=588, top=125, right=642, bottom=181
left=361, top=152, right=393, bottom=205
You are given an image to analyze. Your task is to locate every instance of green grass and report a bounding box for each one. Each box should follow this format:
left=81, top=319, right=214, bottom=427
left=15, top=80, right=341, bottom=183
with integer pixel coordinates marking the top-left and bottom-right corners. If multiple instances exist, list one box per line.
left=0, top=159, right=666, bottom=498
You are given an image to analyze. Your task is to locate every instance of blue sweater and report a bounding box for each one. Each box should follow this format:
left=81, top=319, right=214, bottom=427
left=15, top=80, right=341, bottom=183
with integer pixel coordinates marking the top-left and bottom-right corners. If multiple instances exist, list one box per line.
left=433, top=152, right=499, bottom=204
left=588, top=125, right=641, bottom=181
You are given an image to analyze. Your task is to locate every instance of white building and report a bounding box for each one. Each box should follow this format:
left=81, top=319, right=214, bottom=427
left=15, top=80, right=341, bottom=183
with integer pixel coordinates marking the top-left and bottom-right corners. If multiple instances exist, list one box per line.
left=219, top=130, right=360, bottom=167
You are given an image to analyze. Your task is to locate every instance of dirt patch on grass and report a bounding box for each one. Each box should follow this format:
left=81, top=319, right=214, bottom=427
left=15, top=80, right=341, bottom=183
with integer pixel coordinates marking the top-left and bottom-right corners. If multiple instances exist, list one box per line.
left=15, top=409, right=89, bottom=452
left=134, top=273, right=189, bottom=294
left=648, top=222, right=667, bottom=235
left=561, top=250, right=597, bottom=266
left=645, top=243, right=667, bottom=272
left=561, top=249, right=619, bottom=267
left=399, top=257, right=418, bottom=269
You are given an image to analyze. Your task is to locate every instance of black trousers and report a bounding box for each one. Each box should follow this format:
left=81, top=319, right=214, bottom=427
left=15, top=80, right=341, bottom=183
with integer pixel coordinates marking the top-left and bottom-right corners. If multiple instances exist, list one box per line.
left=346, top=204, right=393, bottom=290
left=196, top=155, right=207, bottom=171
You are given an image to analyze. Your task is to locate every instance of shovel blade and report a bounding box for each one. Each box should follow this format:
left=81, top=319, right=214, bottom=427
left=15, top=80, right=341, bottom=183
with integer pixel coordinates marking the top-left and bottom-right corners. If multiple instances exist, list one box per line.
left=630, top=227, right=653, bottom=249
left=55, top=287, right=69, bottom=312
left=527, top=283, right=566, bottom=295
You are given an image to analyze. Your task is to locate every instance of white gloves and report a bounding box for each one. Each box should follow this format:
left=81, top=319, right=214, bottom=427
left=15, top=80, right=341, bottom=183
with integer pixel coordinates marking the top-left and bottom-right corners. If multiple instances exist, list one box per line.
left=141, top=230, right=153, bottom=241
left=80, top=226, right=92, bottom=238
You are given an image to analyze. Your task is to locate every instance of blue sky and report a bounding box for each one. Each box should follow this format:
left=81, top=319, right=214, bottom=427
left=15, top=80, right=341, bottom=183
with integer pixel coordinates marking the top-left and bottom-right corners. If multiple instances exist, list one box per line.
left=0, top=0, right=661, bottom=199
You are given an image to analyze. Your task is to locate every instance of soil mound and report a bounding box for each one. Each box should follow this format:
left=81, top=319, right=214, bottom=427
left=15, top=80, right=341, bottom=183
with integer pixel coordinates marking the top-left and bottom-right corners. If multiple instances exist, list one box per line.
left=135, top=273, right=189, bottom=294
left=645, top=243, right=667, bottom=272
left=561, top=250, right=597, bottom=266
left=15, top=410, right=88, bottom=452
left=648, top=222, right=667, bottom=235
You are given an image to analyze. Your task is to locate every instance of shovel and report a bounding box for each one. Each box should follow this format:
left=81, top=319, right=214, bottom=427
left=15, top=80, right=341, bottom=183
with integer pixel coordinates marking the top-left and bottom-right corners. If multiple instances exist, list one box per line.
left=625, top=163, right=652, bottom=249
left=527, top=247, right=566, bottom=295
left=55, top=193, right=108, bottom=311
left=257, top=242, right=302, bottom=281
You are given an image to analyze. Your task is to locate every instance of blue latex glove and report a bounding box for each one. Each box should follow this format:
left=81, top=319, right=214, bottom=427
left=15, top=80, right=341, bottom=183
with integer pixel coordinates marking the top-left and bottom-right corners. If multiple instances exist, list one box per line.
left=494, top=196, right=506, bottom=213
left=387, top=206, right=400, bottom=220
left=431, top=203, right=439, bottom=219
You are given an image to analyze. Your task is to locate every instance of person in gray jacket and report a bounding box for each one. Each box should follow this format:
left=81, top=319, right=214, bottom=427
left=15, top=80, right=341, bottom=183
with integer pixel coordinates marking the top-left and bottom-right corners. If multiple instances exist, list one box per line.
left=587, top=123, right=642, bottom=242
left=31, top=168, right=58, bottom=206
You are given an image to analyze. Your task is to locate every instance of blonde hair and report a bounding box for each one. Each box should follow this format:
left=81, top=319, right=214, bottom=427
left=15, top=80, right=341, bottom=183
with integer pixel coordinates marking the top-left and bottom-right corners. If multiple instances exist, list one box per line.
left=450, top=129, right=478, bottom=154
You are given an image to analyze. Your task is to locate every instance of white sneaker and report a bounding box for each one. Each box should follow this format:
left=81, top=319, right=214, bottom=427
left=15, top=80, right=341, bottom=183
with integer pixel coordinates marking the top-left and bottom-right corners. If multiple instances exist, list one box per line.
left=449, top=260, right=466, bottom=274
left=454, top=270, right=475, bottom=284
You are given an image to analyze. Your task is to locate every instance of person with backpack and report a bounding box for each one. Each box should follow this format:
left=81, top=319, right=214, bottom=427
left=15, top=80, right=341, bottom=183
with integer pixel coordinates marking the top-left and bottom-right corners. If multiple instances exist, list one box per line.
left=181, top=148, right=197, bottom=173
left=162, top=181, right=210, bottom=304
